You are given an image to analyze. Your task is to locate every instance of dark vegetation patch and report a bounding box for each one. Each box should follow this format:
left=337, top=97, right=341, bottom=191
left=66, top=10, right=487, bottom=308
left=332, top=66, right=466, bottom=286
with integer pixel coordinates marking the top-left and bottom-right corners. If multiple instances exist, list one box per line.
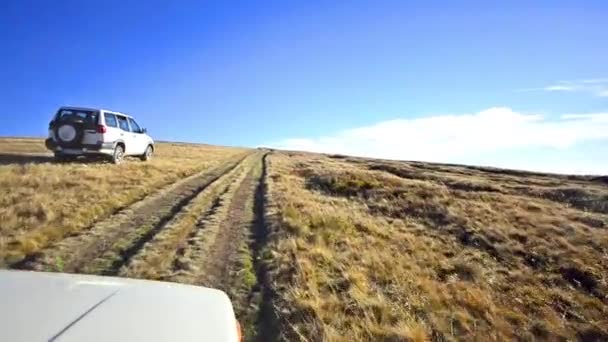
left=577, top=327, right=608, bottom=341
left=530, top=320, right=552, bottom=339
left=437, top=261, right=479, bottom=282
left=369, top=163, right=504, bottom=194
left=509, top=232, right=528, bottom=244
left=407, top=161, right=549, bottom=181
left=513, top=249, right=549, bottom=269
left=591, top=176, right=608, bottom=185
left=368, top=163, right=431, bottom=181
left=307, top=173, right=381, bottom=197
left=573, top=215, right=606, bottom=229
left=306, top=169, right=518, bottom=263
left=367, top=191, right=460, bottom=227
left=305, top=171, right=400, bottom=198
left=559, top=266, right=599, bottom=293
left=550, top=295, right=585, bottom=322
left=535, top=188, right=608, bottom=214
left=463, top=165, right=588, bottom=181
left=442, top=179, right=503, bottom=193
left=454, top=227, right=504, bottom=261
left=306, top=170, right=480, bottom=247
left=290, top=163, right=314, bottom=178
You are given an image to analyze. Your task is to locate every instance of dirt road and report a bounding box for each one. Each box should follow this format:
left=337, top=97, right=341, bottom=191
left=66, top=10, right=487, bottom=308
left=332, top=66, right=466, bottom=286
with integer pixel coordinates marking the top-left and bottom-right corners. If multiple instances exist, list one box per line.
left=12, top=151, right=274, bottom=340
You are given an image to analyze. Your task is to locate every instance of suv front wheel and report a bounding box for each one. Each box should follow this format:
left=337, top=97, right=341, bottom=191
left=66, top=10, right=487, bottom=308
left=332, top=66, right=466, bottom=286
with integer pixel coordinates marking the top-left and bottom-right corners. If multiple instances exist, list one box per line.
left=112, top=145, right=125, bottom=164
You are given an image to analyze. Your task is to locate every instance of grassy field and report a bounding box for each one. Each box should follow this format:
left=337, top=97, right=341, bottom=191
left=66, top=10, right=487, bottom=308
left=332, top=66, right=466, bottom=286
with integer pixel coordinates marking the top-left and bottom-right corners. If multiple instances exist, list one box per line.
left=263, top=152, right=608, bottom=341
left=1, top=138, right=607, bottom=341
left=0, top=137, right=270, bottom=340
left=0, top=138, right=248, bottom=265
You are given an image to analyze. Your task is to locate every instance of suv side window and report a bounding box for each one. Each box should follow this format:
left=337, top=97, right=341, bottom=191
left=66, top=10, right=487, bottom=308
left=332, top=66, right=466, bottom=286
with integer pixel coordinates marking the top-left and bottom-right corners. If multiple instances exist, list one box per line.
left=104, top=113, right=118, bottom=128
left=128, top=118, right=141, bottom=133
left=116, top=115, right=131, bottom=132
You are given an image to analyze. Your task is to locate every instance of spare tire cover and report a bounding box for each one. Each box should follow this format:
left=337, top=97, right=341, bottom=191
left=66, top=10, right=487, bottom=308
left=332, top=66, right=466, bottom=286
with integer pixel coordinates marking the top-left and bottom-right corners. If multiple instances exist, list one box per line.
left=57, top=124, right=77, bottom=143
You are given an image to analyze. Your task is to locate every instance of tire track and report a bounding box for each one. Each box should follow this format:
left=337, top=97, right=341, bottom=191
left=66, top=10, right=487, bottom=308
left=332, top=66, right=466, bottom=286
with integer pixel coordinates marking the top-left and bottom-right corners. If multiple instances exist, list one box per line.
left=12, top=153, right=251, bottom=273
left=196, top=162, right=258, bottom=288
left=160, top=155, right=260, bottom=285
left=159, top=152, right=277, bottom=341
left=116, top=155, right=255, bottom=279
left=249, top=153, right=278, bottom=342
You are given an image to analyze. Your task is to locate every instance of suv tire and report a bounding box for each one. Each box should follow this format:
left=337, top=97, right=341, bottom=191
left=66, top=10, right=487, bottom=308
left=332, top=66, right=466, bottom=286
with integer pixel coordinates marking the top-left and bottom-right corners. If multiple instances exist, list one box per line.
left=140, top=145, right=153, bottom=161
left=112, top=145, right=125, bottom=164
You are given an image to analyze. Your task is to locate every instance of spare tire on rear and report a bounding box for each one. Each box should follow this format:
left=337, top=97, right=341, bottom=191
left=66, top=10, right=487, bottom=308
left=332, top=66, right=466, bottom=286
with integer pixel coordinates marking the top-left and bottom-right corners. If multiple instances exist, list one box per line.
left=55, top=122, right=84, bottom=148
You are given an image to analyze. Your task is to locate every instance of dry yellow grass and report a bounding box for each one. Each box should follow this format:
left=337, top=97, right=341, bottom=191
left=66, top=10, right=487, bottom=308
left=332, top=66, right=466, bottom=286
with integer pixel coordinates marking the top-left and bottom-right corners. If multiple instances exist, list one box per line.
left=0, top=137, right=49, bottom=154
left=2, top=137, right=607, bottom=340
left=0, top=138, right=248, bottom=265
left=263, top=152, right=608, bottom=341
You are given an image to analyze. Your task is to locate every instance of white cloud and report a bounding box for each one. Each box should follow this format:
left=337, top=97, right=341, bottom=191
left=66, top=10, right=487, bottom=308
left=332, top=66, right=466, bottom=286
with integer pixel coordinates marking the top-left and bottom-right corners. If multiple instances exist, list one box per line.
left=561, top=113, right=608, bottom=122
left=268, top=107, right=608, bottom=174
left=545, top=84, right=579, bottom=91
left=580, top=78, right=608, bottom=84
left=535, top=79, right=608, bottom=97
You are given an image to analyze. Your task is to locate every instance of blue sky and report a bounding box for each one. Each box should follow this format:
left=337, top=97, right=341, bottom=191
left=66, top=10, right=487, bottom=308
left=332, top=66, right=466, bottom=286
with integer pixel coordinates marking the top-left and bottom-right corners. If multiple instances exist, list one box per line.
left=1, top=1, right=607, bottom=173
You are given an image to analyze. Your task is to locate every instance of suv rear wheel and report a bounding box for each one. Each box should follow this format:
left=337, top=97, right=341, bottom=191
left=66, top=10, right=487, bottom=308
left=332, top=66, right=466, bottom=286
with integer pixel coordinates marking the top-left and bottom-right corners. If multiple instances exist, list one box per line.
left=140, top=145, right=153, bottom=161
left=112, top=145, right=125, bottom=164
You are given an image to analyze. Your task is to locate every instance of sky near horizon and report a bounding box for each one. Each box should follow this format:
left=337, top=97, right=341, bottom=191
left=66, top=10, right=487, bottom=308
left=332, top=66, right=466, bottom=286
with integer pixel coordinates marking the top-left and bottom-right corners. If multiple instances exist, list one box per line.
left=1, top=1, right=607, bottom=174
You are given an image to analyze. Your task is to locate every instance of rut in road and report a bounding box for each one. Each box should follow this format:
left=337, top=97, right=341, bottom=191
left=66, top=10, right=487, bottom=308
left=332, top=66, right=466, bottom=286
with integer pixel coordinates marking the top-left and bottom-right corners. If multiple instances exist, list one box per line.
left=158, top=152, right=277, bottom=341
left=117, top=153, right=259, bottom=279
left=157, top=153, right=263, bottom=285
left=12, top=153, right=250, bottom=273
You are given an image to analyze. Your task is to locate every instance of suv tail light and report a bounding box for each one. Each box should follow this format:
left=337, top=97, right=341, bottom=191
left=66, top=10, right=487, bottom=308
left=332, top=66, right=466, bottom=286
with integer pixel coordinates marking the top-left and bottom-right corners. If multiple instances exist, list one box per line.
left=96, top=125, right=107, bottom=133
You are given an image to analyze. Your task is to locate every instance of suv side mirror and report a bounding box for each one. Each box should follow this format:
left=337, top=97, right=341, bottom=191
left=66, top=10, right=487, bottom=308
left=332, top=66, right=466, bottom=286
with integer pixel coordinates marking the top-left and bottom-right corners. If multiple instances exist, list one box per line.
left=141, top=128, right=147, bottom=134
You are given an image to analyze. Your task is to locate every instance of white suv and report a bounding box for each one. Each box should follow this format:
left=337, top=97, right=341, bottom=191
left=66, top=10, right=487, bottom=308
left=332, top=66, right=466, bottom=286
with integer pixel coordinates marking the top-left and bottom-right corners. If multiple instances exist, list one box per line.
left=46, top=106, right=155, bottom=164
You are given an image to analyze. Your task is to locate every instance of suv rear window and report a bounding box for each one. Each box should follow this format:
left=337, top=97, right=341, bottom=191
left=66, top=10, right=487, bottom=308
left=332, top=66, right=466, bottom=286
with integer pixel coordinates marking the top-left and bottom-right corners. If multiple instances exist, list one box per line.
left=104, top=113, right=118, bottom=127
left=56, top=109, right=99, bottom=125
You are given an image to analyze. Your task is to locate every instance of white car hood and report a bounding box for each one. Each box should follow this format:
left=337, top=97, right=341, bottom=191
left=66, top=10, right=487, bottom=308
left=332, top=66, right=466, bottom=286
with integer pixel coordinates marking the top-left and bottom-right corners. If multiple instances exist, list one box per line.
left=0, top=271, right=238, bottom=342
